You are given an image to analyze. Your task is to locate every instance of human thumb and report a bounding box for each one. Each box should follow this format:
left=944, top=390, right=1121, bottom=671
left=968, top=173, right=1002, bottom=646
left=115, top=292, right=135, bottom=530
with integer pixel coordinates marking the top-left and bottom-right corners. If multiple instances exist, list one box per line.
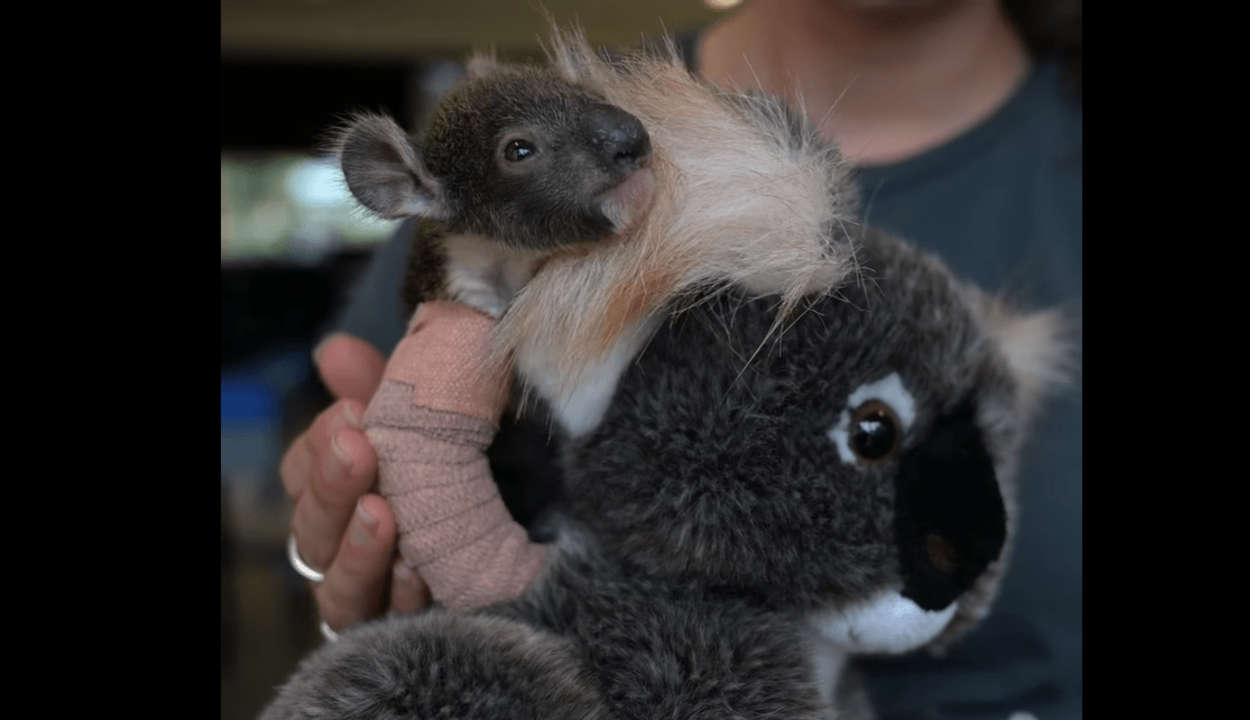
left=313, top=333, right=386, bottom=404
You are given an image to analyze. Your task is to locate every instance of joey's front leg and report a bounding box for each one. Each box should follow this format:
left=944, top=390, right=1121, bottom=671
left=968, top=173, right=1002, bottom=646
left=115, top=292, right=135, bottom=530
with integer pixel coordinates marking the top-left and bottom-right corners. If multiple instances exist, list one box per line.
left=363, top=301, right=549, bottom=609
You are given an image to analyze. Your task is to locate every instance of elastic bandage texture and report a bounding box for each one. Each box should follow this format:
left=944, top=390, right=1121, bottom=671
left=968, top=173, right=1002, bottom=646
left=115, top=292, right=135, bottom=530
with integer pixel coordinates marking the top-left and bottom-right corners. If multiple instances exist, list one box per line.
left=364, top=301, right=548, bottom=610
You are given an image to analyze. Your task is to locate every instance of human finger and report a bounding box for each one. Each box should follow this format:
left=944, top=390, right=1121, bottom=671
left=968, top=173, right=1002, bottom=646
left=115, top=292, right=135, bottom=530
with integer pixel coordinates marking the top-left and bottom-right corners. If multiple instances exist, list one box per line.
left=315, top=333, right=386, bottom=404
left=315, top=494, right=399, bottom=632
left=288, top=402, right=378, bottom=571
left=279, top=395, right=360, bottom=503
left=389, top=557, right=433, bottom=614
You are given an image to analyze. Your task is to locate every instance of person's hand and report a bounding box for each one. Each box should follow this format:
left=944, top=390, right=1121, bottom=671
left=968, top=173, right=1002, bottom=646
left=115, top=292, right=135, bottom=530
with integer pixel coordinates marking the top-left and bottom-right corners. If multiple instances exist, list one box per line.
left=280, top=333, right=431, bottom=635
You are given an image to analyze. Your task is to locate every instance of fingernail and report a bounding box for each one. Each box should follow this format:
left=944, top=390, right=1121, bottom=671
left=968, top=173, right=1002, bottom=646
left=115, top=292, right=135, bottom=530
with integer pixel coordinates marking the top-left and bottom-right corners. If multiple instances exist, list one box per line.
left=322, top=432, right=350, bottom=486
left=341, top=401, right=364, bottom=429
left=330, top=431, right=352, bottom=468
left=349, top=499, right=377, bottom=546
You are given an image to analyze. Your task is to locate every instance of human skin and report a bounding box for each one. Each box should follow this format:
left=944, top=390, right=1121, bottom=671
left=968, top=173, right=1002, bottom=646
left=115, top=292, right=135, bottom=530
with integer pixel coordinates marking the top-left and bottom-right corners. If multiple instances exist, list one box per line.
left=697, top=0, right=1029, bottom=166
left=281, top=334, right=429, bottom=633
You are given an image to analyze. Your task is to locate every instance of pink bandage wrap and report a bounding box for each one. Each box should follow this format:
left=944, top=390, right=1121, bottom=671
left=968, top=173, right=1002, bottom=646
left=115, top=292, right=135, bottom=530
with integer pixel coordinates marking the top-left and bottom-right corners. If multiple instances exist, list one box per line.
left=363, top=301, right=549, bottom=610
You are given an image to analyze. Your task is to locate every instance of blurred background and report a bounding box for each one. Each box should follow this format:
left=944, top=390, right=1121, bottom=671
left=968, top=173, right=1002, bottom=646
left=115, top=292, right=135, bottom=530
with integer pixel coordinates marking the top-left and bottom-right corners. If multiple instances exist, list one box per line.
left=221, top=2, right=735, bottom=718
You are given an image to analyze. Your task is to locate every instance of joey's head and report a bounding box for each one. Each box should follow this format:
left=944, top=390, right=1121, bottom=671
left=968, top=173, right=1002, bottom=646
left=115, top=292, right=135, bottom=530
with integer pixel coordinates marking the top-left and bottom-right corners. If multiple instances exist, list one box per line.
left=336, top=61, right=654, bottom=250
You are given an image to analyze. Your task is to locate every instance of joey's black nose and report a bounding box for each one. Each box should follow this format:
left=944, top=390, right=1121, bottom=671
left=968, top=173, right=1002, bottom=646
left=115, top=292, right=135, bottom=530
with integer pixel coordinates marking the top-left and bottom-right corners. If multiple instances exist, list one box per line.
left=585, top=104, right=651, bottom=172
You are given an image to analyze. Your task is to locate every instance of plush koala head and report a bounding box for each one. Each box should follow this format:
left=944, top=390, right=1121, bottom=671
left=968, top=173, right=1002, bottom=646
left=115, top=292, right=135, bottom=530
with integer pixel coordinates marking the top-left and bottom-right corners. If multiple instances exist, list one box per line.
left=561, top=229, right=1071, bottom=656
left=334, top=60, right=653, bottom=251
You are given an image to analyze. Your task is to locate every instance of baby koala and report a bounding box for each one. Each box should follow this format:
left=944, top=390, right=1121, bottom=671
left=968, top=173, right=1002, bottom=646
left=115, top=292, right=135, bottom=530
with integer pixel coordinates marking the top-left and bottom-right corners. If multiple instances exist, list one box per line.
left=336, top=62, right=655, bottom=320
left=332, top=30, right=859, bottom=433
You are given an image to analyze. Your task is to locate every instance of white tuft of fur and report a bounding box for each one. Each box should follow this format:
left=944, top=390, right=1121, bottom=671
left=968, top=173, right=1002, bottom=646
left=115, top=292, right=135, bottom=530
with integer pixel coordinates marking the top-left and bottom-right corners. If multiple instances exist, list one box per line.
left=597, top=165, right=656, bottom=235
left=442, top=234, right=545, bottom=319
left=806, top=639, right=849, bottom=710
left=517, top=315, right=663, bottom=437
left=810, top=590, right=957, bottom=655
left=969, top=289, right=1081, bottom=419
left=495, top=28, right=861, bottom=430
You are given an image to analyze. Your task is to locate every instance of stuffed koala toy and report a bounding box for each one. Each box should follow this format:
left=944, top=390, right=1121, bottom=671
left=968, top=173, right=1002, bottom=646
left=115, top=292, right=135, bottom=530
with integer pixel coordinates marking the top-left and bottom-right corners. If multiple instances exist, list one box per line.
left=262, top=29, right=1073, bottom=720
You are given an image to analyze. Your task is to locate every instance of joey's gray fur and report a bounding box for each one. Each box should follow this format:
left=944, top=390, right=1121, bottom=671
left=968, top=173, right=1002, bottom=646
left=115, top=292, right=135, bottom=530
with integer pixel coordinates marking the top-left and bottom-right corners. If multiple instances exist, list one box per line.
left=336, top=68, right=651, bottom=250
left=264, top=28, right=1075, bottom=720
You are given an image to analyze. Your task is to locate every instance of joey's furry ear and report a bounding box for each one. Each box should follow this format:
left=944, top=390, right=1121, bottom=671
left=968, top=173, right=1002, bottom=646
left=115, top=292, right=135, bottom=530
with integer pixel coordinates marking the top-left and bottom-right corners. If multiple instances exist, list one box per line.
left=972, top=290, right=1081, bottom=418
left=334, top=112, right=450, bottom=220
left=545, top=25, right=613, bottom=87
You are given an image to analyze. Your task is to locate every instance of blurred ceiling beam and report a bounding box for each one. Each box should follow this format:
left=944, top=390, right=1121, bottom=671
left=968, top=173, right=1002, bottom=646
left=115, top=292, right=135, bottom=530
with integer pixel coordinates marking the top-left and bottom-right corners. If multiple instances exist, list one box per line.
left=221, top=0, right=725, bottom=61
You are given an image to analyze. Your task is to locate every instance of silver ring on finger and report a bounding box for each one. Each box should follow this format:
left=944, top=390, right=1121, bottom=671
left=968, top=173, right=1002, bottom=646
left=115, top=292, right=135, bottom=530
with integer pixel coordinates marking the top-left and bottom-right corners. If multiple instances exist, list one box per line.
left=287, top=533, right=326, bottom=583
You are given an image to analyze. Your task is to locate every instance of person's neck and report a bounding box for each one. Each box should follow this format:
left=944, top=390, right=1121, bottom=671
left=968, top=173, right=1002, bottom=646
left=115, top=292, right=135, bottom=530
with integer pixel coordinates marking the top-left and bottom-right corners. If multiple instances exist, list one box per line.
left=697, top=0, right=1030, bottom=167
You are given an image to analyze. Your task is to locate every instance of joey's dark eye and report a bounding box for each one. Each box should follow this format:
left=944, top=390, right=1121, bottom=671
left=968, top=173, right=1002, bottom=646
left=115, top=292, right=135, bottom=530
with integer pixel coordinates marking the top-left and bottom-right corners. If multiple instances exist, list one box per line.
left=849, top=400, right=903, bottom=464
left=504, top=139, right=536, bottom=162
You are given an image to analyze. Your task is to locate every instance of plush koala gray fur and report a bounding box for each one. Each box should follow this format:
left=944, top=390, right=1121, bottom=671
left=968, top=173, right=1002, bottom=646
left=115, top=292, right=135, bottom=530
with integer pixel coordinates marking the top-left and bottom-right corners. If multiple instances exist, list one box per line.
left=261, top=28, right=1072, bottom=720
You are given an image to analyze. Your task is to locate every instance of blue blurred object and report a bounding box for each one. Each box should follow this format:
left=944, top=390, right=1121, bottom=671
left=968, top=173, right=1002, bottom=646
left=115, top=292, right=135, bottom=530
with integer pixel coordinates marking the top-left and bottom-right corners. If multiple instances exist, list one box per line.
left=221, top=380, right=280, bottom=427
left=221, top=345, right=313, bottom=478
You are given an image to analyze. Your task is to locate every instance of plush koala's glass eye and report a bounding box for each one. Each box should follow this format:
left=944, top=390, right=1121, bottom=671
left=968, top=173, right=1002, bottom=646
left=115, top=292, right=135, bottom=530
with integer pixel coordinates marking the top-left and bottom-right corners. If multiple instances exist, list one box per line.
left=504, top=139, right=537, bottom=162
left=849, top=400, right=903, bottom=463
left=827, top=373, right=915, bottom=467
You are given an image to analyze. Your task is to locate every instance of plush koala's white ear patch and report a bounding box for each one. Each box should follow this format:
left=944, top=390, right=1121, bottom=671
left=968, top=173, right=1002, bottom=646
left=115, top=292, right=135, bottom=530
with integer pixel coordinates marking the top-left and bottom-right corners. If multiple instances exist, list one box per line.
left=827, top=373, right=916, bottom=466
left=811, top=590, right=957, bottom=654
left=967, top=289, right=1080, bottom=419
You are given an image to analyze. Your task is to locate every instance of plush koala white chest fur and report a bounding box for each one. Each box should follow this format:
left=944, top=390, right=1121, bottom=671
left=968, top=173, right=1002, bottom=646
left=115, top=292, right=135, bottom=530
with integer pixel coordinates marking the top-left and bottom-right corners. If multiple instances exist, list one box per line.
left=810, top=590, right=958, bottom=655
left=513, top=314, right=663, bottom=437
left=803, top=592, right=957, bottom=712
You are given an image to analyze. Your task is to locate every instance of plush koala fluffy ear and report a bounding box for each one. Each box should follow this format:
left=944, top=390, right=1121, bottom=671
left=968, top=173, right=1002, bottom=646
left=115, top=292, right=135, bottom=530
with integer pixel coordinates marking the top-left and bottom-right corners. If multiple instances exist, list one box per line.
left=971, top=289, right=1081, bottom=417
left=334, top=112, right=450, bottom=221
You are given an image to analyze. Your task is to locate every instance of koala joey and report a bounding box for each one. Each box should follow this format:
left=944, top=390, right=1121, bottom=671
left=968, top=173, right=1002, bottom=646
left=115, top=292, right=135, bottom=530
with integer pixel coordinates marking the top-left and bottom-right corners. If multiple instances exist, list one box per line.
left=336, top=63, right=653, bottom=321
left=332, top=30, right=860, bottom=434
left=264, top=28, right=1075, bottom=720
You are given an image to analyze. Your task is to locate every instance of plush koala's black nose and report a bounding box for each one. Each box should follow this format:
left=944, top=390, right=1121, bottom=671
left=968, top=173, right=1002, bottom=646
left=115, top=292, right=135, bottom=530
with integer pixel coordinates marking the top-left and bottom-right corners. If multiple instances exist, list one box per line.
left=585, top=104, right=651, bottom=172
left=894, top=402, right=1006, bottom=612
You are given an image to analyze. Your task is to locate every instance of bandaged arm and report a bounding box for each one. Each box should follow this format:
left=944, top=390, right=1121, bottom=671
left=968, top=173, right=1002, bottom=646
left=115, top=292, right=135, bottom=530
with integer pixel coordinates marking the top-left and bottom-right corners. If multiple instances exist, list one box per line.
left=363, top=301, right=549, bottom=610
